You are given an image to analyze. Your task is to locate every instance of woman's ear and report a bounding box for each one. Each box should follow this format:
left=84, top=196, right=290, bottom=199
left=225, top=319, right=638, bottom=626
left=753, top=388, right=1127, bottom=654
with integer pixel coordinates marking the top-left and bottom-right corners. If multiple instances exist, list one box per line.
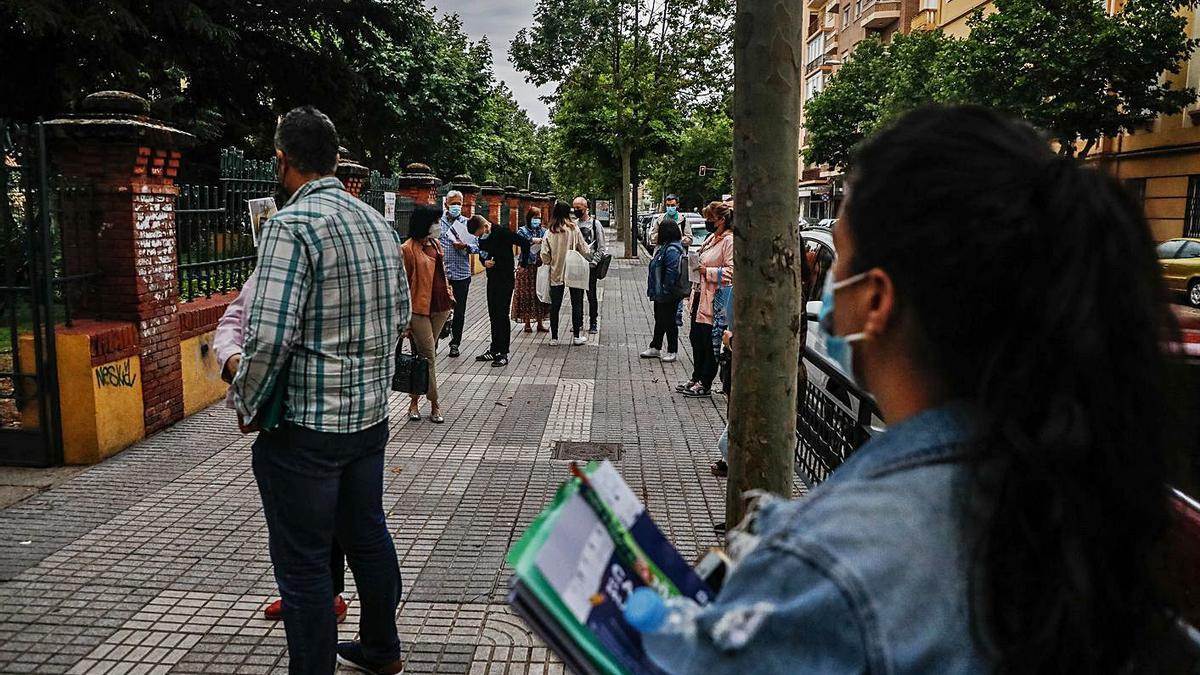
left=863, top=268, right=896, bottom=337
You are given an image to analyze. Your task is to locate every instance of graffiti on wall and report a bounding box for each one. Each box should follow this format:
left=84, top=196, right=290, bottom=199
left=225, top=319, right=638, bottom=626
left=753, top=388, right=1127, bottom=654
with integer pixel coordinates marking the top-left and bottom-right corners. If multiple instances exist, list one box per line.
left=95, top=359, right=138, bottom=388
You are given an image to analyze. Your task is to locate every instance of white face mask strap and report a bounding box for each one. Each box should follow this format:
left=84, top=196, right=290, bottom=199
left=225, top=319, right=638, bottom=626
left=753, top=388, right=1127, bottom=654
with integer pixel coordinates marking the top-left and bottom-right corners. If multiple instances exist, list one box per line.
left=831, top=271, right=869, bottom=292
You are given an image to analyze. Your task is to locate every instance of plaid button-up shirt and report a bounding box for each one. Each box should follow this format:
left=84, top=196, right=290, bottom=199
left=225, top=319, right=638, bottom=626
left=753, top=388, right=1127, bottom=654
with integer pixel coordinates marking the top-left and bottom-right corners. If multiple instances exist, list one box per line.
left=233, top=177, right=411, bottom=434
left=439, top=214, right=478, bottom=281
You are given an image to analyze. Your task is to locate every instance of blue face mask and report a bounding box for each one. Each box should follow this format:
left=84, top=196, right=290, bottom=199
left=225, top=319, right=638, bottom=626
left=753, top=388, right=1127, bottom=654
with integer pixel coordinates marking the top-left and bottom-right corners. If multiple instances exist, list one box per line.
left=448, top=204, right=462, bottom=218
left=530, top=218, right=542, bottom=229
left=665, top=206, right=679, bottom=219
left=818, top=271, right=869, bottom=381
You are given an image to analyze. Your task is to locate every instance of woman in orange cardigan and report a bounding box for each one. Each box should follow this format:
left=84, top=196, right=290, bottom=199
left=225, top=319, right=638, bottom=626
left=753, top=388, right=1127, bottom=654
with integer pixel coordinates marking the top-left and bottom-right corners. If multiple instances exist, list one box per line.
left=401, top=205, right=455, bottom=423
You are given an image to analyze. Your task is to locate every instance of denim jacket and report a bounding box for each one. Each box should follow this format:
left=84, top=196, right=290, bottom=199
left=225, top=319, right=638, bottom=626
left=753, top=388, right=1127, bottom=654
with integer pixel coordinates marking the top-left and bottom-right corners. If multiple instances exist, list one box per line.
left=648, top=241, right=684, bottom=302
left=518, top=223, right=545, bottom=267
left=645, top=403, right=992, bottom=674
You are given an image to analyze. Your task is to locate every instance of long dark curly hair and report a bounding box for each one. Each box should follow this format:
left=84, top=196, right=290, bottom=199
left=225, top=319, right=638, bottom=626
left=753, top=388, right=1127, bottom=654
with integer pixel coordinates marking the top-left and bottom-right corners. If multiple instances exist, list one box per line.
left=846, top=105, right=1183, bottom=672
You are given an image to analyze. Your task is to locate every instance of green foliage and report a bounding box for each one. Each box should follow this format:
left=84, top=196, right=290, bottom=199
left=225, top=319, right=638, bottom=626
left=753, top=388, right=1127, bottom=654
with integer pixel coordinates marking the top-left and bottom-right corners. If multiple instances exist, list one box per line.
left=961, top=0, right=1199, bottom=156
left=511, top=0, right=734, bottom=198
left=803, top=31, right=961, bottom=168
left=462, top=81, right=546, bottom=189
left=803, top=0, right=1200, bottom=167
left=646, top=102, right=733, bottom=209
left=0, top=0, right=541, bottom=181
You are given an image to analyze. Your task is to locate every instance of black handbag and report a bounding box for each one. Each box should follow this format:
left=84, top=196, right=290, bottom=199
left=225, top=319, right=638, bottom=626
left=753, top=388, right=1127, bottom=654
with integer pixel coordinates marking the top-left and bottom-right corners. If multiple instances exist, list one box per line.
left=594, top=252, right=614, bottom=280
left=439, top=312, right=453, bottom=340
left=391, top=340, right=430, bottom=395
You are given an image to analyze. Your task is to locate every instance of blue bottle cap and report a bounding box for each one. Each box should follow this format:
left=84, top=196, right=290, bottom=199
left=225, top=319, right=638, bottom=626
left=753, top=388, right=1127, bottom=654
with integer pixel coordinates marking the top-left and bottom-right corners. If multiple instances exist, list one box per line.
left=624, top=586, right=667, bottom=633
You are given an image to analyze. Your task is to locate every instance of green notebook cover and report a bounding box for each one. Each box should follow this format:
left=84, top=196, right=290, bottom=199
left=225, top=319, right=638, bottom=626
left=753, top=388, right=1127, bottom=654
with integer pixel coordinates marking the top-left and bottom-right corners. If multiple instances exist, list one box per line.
left=507, top=465, right=629, bottom=675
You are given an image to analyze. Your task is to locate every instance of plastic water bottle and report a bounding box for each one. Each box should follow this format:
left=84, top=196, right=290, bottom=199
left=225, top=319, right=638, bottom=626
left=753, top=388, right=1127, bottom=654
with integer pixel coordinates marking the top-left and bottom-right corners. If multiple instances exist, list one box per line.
left=624, top=586, right=702, bottom=636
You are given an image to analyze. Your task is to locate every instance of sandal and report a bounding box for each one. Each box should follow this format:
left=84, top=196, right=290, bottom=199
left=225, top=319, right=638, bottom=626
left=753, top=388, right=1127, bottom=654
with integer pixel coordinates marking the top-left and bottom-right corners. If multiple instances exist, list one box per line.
left=524, top=324, right=533, bottom=334
left=675, top=381, right=698, bottom=393
left=536, top=324, right=550, bottom=333
left=710, top=460, right=729, bottom=477
left=682, top=385, right=712, bottom=398
left=429, top=408, right=445, bottom=424
left=408, top=407, right=421, bottom=421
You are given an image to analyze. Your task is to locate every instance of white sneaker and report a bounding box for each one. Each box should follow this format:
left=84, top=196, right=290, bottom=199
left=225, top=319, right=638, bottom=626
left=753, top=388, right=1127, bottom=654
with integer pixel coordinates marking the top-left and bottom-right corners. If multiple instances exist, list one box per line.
left=549, top=338, right=560, bottom=346
left=573, top=336, right=588, bottom=346
left=661, top=353, right=678, bottom=363
left=640, top=348, right=661, bottom=359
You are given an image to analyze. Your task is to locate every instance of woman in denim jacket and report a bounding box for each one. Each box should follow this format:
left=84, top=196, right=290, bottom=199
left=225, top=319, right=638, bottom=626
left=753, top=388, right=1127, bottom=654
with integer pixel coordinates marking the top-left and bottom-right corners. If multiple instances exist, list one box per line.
left=642, top=220, right=686, bottom=362
left=644, top=106, right=1189, bottom=673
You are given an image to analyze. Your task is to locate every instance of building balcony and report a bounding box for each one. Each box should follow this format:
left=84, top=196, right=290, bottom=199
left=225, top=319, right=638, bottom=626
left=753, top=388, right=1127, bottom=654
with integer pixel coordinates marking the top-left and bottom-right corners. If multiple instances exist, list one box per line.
left=804, top=55, right=838, bottom=76
left=860, top=0, right=901, bottom=29
left=910, top=7, right=939, bottom=31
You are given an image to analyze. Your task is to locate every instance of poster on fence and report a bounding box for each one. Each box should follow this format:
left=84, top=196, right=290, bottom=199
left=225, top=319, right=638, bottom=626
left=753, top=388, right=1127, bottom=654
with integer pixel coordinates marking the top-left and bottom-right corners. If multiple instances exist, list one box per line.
left=247, top=197, right=277, bottom=247
left=384, top=191, right=397, bottom=223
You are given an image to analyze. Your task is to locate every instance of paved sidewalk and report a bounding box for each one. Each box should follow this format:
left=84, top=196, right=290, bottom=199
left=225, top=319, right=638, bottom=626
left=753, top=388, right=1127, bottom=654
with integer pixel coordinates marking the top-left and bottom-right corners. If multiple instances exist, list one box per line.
left=0, top=253, right=743, bottom=674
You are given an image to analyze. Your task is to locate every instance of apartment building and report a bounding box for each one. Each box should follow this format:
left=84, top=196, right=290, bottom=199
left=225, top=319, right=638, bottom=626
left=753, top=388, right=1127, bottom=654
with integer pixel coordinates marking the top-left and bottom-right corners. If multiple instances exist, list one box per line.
left=920, top=0, right=994, bottom=37
left=1092, top=4, right=1200, bottom=242
left=911, top=0, right=1200, bottom=242
left=799, top=0, right=920, bottom=220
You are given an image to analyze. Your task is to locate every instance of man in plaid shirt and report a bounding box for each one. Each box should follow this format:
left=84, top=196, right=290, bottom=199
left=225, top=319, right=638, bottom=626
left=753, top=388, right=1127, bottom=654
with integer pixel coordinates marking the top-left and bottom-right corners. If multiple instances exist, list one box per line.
left=233, top=106, right=410, bottom=675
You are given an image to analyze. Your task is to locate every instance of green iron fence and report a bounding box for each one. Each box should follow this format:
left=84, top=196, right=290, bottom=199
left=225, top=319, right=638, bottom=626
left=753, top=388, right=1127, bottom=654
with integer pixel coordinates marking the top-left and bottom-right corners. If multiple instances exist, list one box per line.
left=176, top=148, right=274, bottom=301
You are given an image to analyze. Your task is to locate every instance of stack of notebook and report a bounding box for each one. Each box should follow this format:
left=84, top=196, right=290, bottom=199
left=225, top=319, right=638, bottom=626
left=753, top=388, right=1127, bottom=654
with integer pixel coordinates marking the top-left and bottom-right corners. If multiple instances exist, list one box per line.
left=506, top=461, right=714, bottom=674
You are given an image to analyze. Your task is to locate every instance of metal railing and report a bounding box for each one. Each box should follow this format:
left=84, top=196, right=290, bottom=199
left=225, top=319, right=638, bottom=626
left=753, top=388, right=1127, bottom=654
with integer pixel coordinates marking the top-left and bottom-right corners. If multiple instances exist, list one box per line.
left=176, top=148, right=274, bottom=302
left=795, top=344, right=882, bottom=487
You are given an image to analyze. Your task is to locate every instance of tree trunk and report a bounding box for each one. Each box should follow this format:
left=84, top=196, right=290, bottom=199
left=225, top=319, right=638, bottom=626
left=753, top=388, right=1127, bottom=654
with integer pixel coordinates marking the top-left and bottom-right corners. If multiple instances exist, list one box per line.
left=727, top=0, right=804, bottom=528
left=613, top=169, right=627, bottom=254
left=621, top=144, right=635, bottom=257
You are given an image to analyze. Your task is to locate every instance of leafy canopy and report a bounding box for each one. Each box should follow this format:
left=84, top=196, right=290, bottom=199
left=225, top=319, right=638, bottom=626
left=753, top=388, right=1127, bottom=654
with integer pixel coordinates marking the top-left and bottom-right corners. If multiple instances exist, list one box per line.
left=0, top=0, right=543, bottom=182
left=803, top=0, right=1200, bottom=167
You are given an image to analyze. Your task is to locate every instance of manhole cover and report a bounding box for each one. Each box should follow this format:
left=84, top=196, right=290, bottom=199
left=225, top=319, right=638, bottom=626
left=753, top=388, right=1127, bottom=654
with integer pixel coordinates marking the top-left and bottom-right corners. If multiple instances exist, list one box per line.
left=552, top=441, right=623, bottom=462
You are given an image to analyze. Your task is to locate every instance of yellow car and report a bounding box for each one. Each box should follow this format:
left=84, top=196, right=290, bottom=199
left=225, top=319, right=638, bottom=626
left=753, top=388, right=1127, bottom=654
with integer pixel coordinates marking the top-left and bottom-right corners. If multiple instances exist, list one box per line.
left=1158, top=238, right=1200, bottom=307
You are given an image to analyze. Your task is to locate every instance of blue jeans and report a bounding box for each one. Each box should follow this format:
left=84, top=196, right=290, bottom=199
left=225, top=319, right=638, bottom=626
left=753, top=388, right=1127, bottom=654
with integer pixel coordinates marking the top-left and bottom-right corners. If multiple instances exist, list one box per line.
left=253, top=420, right=402, bottom=674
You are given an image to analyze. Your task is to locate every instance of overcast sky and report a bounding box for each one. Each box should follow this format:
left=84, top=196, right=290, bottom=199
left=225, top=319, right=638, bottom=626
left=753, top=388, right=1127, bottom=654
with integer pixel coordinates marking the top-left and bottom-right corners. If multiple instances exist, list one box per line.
left=433, top=1, right=553, bottom=126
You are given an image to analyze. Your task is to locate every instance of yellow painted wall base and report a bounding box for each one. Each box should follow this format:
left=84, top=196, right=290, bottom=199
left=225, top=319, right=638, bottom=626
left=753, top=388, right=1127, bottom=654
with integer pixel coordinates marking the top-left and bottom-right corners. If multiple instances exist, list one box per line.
left=181, top=331, right=227, bottom=417
left=20, top=333, right=146, bottom=465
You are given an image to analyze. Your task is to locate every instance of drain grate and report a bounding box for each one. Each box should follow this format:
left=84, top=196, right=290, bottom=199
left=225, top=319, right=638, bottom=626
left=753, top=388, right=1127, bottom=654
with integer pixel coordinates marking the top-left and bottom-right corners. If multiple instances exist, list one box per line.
left=552, top=441, right=623, bottom=462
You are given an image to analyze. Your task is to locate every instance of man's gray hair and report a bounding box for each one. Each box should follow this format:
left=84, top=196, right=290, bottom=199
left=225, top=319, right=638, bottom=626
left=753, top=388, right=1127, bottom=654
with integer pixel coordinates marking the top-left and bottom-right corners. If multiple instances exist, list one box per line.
left=444, top=190, right=464, bottom=204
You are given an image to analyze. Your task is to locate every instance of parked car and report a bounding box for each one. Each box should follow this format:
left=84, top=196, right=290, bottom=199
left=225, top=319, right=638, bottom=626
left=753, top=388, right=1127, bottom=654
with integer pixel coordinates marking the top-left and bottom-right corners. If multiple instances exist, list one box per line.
left=1158, top=238, right=1200, bottom=307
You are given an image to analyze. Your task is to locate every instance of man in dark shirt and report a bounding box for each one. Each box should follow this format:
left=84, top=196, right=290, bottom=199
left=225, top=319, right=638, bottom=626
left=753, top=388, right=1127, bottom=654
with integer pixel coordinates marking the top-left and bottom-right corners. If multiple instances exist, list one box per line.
left=468, top=215, right=530, bottom=367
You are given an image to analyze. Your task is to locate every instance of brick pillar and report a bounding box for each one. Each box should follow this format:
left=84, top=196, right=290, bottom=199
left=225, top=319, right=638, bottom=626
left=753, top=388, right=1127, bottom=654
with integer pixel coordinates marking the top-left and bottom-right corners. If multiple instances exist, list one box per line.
left=503, top=187, right=521, bottom=232
left=336, top=146, right=369, bottom=198
left=481, top=181, right=504, bottom=225
left=397, top=163, right=441, bottom=205
left=518, top=189, right=534, bottom=231
left=541, top=194, right=555, bottom=222
left=44, top=91, right=196, bottom=434
left=451, top=175, right=479, bottom=217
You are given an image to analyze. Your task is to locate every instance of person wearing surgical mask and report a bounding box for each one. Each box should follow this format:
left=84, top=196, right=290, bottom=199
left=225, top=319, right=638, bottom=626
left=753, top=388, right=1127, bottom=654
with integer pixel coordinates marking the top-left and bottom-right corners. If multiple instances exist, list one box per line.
left=640, top=105, right=1189, bottom=674
left=512, top=207, right=550, bottom=333
left=649, top=195, right=692, bottom=327
left=438, top=190, right=478, bottom=358
left=401, top=205, right=455, bottom=424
